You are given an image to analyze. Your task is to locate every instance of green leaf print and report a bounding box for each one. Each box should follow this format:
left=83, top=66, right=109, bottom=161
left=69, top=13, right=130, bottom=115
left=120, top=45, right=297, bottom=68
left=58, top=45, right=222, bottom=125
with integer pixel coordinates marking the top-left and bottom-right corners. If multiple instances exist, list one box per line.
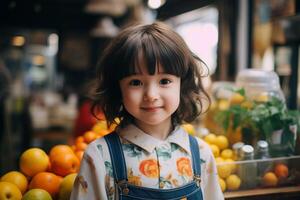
left=171, top=143, right=179, bottom=152
left=159, top=177, right=172, bottom=189
left=157, top=147, right=171, bottom=161
left=179, top=175, right=190, bottom=184
left=96, top=144, right=103, bottom=157
left=200, top=158, right=206, bottom=164
left=122, top=144, right=142, bottom=158
left=105, top=161, right=113, bottom=177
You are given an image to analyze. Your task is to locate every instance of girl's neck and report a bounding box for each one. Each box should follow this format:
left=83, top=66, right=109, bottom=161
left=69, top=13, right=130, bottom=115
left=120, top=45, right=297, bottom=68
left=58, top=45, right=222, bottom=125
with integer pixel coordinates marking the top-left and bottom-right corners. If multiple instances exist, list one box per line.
left=134, top=119, right=173, bottom=141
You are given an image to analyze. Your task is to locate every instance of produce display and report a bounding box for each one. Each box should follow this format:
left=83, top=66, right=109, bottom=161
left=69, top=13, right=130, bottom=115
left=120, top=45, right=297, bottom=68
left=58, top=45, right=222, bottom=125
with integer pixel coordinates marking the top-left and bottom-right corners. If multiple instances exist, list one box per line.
left=1, top=94, right=299, bottom=200
left=204, top=82, right=300, bottom=193
left=0, top=120, right=113, bottom=200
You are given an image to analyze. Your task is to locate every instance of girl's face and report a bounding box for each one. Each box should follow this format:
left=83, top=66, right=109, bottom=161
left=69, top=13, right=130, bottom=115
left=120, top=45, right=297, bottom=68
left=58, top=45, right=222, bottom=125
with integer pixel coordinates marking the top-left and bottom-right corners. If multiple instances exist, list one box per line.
left=119, top=65, right=180, bottom=131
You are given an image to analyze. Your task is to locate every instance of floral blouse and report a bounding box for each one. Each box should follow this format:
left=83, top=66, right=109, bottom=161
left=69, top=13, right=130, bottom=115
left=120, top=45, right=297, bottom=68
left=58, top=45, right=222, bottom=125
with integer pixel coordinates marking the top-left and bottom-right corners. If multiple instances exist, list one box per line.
left=70, top=124, right=224, bottom=200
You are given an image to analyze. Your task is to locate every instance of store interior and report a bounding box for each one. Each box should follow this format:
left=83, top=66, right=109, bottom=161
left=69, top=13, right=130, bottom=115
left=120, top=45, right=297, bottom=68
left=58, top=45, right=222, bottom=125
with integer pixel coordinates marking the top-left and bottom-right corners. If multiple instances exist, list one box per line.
left=1, top=0, right=300, bottom=199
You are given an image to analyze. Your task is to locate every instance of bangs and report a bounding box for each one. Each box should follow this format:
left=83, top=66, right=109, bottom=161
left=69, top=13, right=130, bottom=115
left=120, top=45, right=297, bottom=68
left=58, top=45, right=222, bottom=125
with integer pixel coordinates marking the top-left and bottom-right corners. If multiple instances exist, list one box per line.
left=113, top=28, right=189, bottom=80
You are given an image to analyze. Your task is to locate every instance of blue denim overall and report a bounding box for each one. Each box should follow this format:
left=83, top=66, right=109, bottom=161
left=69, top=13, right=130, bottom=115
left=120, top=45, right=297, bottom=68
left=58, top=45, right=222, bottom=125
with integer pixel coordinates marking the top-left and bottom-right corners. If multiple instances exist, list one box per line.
left=104, top=133, right=203, bottom=200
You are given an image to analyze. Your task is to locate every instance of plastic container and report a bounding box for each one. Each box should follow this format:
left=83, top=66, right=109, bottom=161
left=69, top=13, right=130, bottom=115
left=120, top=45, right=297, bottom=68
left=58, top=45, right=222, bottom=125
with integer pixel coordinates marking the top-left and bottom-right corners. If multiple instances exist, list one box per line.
left=236, top=69, right=285, bottom=102
left=218, top=155, right=300, bottom=193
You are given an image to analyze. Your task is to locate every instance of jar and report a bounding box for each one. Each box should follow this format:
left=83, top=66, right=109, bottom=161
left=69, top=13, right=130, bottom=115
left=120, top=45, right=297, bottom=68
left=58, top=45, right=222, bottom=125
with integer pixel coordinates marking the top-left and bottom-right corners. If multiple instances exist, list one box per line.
left=236, top=69, right=285, bottom=102
left=232, top=142, right=244, bottom=160
left=254, top=140, right=271, bottom=176
left=238, top=145, right=257, bottom=189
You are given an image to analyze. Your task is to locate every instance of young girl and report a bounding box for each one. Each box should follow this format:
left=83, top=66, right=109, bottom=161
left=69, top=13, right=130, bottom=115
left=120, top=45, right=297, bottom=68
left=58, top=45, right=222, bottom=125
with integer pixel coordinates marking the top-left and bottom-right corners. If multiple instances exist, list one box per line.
left=71, top=22, right=223, bottom=200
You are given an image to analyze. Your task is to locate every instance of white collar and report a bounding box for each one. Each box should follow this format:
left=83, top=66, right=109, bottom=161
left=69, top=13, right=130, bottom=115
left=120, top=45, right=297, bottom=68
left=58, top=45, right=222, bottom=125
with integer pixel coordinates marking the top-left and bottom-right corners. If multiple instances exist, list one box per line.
left=117, top=124, right=191, bottom=155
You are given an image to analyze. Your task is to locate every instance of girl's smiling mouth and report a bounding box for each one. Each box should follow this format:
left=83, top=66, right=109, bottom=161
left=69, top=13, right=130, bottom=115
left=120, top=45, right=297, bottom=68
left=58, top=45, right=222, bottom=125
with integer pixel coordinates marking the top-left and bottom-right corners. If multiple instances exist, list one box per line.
left=141, top=106, right=163, bottom=112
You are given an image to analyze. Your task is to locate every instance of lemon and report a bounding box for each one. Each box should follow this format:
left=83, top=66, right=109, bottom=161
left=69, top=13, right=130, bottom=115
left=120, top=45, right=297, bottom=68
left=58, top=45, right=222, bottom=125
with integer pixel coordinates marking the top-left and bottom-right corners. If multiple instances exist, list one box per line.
left=0, top=182, right=22, bottom=200
left=254, top=94, right=269, bottom=103
left=218, top=99, right=230, bottom=111
left=58, top=173, right=77, bottom=200
left=210, top=101, right=217, bottom=110
left=22, top=188, right=52, bottom=200
left=219, top=177, right=226, bottom=192
left=224, top=158, right=237, bottom=173
left=0, top=171, right=28, bottom=194
left=217, top=163, right=232, bottom=179
left=181, top=123, right=195, bottom=135
left=215, top=157, right=224, bottom=164
left=221, top=149, right=234, bottom=159
left=209, top=144, right=220, bottom=157
left=204, top=133, right=217, bottom=145
left=230, top=93, right=245, bottom=105
left=241, top=101, right=253, bottom=109
left=215, top=135, right=229, bottom=150
left=226, top=174, right=241, bottom=190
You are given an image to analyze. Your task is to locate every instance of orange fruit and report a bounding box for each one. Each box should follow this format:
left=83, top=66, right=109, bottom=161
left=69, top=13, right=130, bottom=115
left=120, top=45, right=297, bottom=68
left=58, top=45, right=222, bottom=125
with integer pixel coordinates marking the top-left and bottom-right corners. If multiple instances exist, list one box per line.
left=29, top=172, right=62, bottom=198
left=75, top=142, right=88, bottom=151
left=97, top=129, right=111, bottom=137
left=262, top=172, right=278, bottom=187
left=0, top=171, right=28, bottom=194
left=20, top=148, right=50, bottom=177
left=92, top=121, right=108, bottom=133
left=0, top=181, right=22, bottom=200
left=71, top=145, right=76, bottom=152
left=274, top=163, right=289, bottom=179
left=50, top=153, right=80, bottom=177
left=49, top=145, right=74, bottom=159
left=75, top=150, right=84, bottom=161
left=83, top=131, right=97, bottom=144
left=22, top=189, right=53, bottom=200
left=75, top=136, right=84, bottom=144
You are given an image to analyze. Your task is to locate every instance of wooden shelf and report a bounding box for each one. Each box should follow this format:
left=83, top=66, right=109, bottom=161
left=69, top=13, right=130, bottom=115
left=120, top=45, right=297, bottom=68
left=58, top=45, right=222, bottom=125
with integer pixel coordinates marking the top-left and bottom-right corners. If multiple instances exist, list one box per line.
left=225, top=186, right=300, bottom=200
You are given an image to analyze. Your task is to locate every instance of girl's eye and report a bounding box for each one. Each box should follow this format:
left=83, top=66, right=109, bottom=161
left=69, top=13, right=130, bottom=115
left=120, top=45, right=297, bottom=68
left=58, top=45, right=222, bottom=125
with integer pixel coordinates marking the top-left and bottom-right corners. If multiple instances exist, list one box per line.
left=160, top=79, right=172, bottom=85
left=129, top=79, right=142, bottom=86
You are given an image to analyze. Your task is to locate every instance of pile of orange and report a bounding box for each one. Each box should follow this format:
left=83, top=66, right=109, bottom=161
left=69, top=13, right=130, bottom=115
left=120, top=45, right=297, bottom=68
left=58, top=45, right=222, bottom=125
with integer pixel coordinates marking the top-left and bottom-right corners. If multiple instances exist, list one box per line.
left=0, top=119, right=115, bottom=200
left=262, top=163, right=289, bottom=187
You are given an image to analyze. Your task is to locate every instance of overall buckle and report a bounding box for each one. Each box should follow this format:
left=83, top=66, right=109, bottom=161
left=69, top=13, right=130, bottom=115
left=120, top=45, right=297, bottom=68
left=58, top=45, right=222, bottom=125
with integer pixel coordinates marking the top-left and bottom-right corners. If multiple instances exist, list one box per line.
left=194, top=175, right=201, bottom=187
left=116, top=180, right=129, bottom=195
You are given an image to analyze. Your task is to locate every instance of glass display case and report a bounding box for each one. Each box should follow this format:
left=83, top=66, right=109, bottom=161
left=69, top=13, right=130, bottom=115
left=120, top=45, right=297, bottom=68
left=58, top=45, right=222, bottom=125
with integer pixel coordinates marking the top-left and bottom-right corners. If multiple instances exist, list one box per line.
left=220, top=155, right=300, bottom=199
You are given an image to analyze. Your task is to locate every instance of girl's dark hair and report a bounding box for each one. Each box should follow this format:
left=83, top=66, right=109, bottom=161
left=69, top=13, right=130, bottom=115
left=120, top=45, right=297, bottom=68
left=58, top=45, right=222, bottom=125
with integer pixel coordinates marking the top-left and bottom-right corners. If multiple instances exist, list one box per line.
left=91, top=21, right=210, bottom=127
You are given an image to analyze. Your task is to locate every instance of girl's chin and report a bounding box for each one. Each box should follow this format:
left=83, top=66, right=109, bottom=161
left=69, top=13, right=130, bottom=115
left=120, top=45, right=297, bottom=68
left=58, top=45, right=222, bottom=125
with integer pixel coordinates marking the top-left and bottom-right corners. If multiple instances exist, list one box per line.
left=135, top=118, right=172, bottom=126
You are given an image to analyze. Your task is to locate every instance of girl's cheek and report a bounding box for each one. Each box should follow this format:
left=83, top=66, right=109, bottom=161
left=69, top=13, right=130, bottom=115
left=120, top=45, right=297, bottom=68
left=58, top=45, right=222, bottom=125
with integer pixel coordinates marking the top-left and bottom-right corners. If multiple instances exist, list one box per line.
left=125, top=90, right=142, bottom=100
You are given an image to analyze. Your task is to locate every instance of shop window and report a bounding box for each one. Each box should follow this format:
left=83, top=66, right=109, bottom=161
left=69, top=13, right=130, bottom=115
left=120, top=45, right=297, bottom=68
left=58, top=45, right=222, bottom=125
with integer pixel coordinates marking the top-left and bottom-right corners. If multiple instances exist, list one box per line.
left=166, top=6, right=219, bottom=75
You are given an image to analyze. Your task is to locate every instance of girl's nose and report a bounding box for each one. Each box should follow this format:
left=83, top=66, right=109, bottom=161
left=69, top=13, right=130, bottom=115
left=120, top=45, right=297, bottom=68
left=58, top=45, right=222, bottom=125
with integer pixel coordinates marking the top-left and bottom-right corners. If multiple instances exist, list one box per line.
left=143, top=85, right=159, bottom=102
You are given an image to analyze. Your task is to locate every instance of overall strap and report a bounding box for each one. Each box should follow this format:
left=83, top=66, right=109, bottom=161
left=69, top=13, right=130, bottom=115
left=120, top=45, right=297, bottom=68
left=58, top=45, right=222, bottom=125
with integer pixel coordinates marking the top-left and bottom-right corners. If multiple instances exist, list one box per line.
left=104, top=133, right=128, bottom=182
left=188, top=135, right=201, bottom=176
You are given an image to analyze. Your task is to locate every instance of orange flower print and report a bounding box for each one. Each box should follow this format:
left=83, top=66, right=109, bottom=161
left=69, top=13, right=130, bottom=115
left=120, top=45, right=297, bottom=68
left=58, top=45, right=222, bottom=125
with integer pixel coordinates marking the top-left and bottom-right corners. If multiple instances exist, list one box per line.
left=139, top=159, right=159, bottom=178
left=128, top=168, right=142, bottom=186
left=176, top=157, right=192, bottom=177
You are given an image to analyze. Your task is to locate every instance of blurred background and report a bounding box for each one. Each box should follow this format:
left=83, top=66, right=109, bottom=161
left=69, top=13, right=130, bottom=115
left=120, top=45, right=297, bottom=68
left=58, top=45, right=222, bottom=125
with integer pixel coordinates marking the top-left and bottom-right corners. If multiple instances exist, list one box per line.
left=0, top=0, right=300, bottom=174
